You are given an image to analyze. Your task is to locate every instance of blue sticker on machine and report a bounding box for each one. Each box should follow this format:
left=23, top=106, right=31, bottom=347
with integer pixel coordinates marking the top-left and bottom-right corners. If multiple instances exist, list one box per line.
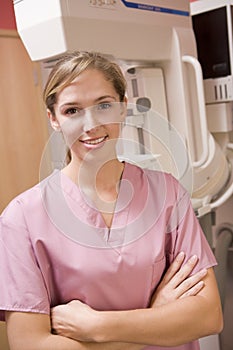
left=120, top=0, right=189, bottom=16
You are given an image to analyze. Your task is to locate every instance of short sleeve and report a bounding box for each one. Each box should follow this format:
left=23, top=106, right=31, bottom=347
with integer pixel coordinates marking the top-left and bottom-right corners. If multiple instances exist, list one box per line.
left=0, top=200, right=50, bottom=321
left=165, top=178, right=217, bottom=273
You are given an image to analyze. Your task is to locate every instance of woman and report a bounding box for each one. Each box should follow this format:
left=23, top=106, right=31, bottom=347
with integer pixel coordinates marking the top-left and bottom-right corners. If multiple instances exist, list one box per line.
left=0, top=51, right=223, bottom=350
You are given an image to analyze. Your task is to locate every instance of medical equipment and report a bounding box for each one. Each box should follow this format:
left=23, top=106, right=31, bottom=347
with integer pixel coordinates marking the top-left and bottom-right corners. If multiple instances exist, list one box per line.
left=191, top=0, right=233, bottom=207
left=192, top=0, right=233, bottom=103
left=12, top=1, right=233, bottom=348
left=13, top=0, right=230, bottom=208
left=190, top=3, right=233, bottom=350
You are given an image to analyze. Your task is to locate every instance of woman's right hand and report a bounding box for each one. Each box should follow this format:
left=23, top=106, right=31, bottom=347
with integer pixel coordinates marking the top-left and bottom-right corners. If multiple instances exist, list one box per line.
left=150, top=252, right=208, bottom=308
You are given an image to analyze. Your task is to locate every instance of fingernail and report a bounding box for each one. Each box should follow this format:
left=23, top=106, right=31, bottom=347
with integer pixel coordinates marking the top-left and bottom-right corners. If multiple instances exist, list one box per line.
left=189, top=255, right=198, bottom=262
left=197, top=281, right=205, bottom=287
left=177, top=252, right=185, bottom=260
left=178, top=252, right=185, bottom=258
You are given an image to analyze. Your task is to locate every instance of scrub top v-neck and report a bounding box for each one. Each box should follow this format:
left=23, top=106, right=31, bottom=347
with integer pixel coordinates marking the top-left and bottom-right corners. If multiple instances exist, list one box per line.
left=0, top=162, right=217, bottom=350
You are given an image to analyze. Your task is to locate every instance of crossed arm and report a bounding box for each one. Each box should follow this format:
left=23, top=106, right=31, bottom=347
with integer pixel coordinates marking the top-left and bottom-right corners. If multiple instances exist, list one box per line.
left=5, top=253, right=223, bottom=350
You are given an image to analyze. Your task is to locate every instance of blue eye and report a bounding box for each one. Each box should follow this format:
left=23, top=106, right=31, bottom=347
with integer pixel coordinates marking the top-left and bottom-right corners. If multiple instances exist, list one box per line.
left=97, top=103, right=112, bottom=111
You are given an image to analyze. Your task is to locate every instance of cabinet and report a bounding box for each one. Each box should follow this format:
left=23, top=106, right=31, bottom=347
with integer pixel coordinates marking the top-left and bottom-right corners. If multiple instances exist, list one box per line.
left=0, top=30, right=49, bottom=213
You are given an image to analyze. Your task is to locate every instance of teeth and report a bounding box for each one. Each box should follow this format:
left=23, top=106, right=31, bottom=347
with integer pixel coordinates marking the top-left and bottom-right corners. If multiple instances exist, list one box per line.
left=84, top=136, right=106, bottom=145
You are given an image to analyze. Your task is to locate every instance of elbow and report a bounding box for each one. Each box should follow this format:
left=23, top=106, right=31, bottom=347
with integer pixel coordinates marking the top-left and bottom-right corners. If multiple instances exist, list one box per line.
left=213, top=305, right=224, bottom=334
left=205, top=304, right=224, bottom=336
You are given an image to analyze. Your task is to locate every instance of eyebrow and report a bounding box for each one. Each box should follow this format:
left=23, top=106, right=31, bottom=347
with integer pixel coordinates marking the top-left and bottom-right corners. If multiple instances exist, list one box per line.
left=95, top=95, right=117, bottom=102
left=59, top=95, right=118, bottom=109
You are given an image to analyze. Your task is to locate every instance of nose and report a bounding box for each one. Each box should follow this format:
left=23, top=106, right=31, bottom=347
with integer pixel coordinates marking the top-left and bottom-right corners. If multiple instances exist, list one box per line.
left=82, top=108, right=100, bottom=133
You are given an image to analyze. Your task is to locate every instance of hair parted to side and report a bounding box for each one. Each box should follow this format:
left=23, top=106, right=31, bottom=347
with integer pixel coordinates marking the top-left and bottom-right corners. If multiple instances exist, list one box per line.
left=43, top=51, right=127, bottom=115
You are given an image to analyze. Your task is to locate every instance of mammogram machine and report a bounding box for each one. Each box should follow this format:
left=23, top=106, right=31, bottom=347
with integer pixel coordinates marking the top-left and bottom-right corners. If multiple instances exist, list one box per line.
left=13, top=1, right=233, bottom=349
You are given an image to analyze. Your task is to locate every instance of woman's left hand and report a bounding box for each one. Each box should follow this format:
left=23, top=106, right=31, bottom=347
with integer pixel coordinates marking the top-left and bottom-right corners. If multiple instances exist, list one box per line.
left=51, top=300, right=99, bottom=342
left=150, top=252, right=207, bottom=308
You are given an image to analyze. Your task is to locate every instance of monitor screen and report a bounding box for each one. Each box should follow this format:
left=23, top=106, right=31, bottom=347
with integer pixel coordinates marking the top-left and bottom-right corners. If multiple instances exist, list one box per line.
left=192, top=6, right=231, bottom=79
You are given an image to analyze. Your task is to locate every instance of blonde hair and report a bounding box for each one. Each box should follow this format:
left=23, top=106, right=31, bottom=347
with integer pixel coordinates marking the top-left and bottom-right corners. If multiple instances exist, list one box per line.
left=43, top=51, right=127, bottom=115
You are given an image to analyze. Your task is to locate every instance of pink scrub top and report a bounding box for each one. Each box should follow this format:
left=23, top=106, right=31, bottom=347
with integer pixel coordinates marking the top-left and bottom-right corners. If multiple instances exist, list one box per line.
left=0, top=162, right=217, bottom=350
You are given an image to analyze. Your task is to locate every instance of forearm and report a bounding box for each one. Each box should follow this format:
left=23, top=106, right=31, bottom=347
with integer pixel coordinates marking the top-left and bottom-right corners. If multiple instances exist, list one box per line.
left=6, top=312, right=144, bottom=350
left=41, top=334, right=145, bottom=350
left=79, top=341, right=145, bottom=350
left=8, top=326, right=145, bottom=350
left=45, top=335, right=145, bottom=350
left=97, top=295, right=222, bottom=347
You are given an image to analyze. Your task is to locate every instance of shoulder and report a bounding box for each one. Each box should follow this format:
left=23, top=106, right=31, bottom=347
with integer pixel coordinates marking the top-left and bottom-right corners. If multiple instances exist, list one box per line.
left=125, top=162, right=183, bottom=192
left=1, top=171, right=58, bottom=227
left=124, top=163, right=190, bottom=208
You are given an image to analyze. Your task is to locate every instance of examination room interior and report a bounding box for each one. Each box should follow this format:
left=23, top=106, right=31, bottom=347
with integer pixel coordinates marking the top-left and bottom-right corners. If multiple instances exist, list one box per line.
left=0, top=0, right=233, bottom=349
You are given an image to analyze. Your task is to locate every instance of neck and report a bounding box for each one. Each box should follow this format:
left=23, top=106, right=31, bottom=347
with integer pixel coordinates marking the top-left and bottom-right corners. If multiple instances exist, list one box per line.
left=62, top=157, right=124, bottom=215
left=62, top=156, right=124, bottom=190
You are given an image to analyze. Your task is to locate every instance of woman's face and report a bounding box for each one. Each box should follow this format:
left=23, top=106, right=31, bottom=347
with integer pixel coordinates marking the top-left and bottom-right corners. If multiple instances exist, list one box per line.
left=48, top=68, right=126, bottom=164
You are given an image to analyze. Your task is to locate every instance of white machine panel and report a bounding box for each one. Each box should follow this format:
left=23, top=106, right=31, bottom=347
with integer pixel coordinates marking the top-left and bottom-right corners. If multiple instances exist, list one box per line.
left=13, top=0, right=191, bottom=61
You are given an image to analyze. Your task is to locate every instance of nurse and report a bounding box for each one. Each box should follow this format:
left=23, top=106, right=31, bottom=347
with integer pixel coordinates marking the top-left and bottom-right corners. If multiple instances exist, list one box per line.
left=0, top=51, right=223, bottom=350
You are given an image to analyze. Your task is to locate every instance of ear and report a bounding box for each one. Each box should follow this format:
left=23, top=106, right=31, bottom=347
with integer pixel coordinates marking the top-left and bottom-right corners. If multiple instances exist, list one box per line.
left=47, top=109, right=61, bottom=132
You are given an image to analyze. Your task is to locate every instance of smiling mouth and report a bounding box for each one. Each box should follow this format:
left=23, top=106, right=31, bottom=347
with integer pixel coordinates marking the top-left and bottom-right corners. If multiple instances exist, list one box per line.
left=80, top=135, right=108, bottom=145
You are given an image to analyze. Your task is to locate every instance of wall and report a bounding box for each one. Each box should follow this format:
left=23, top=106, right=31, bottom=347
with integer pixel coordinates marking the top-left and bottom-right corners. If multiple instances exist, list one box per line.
left=0, top=2, right=16, bottom=348
left=0, top=0, right=16, bottom=30
left=0, top=2, right=14, bottom=347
